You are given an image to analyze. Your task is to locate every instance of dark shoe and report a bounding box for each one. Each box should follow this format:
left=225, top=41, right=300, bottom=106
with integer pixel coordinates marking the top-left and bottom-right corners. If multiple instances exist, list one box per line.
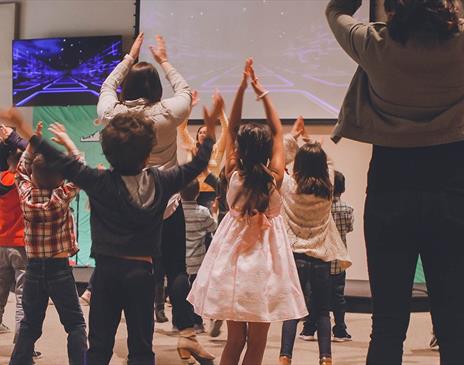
left=299, top=328, right=316, bottom=341
left=209, top=319, right=223, bottom=338
left=333, top=330, right=352, bottom=342
left=33, top=350, right=43, bottom=359
left=155, top=309, right=169, bottom=323
left=194, top=323, right=206, bottom=334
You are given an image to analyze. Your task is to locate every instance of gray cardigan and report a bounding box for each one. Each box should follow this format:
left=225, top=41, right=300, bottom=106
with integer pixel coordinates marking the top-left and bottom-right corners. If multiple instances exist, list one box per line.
left=327, top=0, right=464, bottom=147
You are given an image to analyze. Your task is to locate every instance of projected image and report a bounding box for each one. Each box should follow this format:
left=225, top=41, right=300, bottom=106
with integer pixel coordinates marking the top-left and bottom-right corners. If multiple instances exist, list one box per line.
left=13, top=36, right=122, bottom=107
left=140, top=1, right=369, bottom=119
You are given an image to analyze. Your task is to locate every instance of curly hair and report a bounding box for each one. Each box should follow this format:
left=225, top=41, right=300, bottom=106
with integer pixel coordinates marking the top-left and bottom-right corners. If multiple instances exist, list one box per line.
left=101, top=112, right=156, bottom=175
left=384, top=0, right=462, bottom=44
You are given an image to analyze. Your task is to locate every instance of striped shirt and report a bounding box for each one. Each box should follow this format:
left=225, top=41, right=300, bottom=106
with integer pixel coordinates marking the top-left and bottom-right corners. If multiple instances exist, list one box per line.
left=182, top=200, right=217, bottom=274
left=330, top=197, right=354, bottom=275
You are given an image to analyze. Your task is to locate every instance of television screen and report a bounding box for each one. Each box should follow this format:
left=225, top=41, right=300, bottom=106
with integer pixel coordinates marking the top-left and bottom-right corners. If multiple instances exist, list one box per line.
left=13, top=35, right=122, bottom=107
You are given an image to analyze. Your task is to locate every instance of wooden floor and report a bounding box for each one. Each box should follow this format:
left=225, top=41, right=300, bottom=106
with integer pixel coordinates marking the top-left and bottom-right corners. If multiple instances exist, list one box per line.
left=0, top=293, right=440, bottom=365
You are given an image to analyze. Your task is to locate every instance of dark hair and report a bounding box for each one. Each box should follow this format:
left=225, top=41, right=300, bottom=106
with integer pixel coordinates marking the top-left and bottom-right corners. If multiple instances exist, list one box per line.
left=120, top=62, right=163, bottom=103
left=234, top=123, right=274, bottom=216
left=6, top=148, right=22, bottom=171
left=181, top=179, right=200, bottom=201
left=333, top=170, right=346, bottom=196
left=32, top=154, right=63, bottom=189
left=384, top=0, right=462, bottom=44
left=196, top=125, right=207, bottom=145
left=293, top=142, right=332, bottom=200
left=101, top=112, right=156, bottom=175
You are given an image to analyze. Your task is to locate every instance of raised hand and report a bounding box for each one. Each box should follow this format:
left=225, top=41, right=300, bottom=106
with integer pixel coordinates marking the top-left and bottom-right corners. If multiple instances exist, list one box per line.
left=191, top=90, right=200, bottom=108
left=203, top=91, right=225, bottom=140
left=291, top=115, right=305, bottom=139
left=0, top=108, right=25, bottom=128
left=149, top=35, right=168, bottom=64
left=129, top=32, right=144, bottom=60
left=248, top=59, right=267, bottom=97
left=240, top=58, right=252, bottom=90
left=35, top=121, right=43, bottom=139
left=48, top=122, right=78, bottom=155
left=0, top=124, right=13, bottom=141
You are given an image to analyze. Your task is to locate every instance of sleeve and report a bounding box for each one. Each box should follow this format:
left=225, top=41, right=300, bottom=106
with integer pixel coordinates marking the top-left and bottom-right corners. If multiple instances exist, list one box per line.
left=204, top=172, right=219, bottom=191
left=15, top=150, right=34, bottom=201
left=5, top=130, right=28, bottom=151
left=204, top=211, right=217, bottom=233
left=159, top=64, right=192, bottom=126
left=158, top=137, right=214, bottom=198
left=326, top=0, right=370, bottom=66
left=283, top=133, right=299, bottom=165
left=30, top=136, right=103, bottom=196
left=97, top=54, right=135, bottom=121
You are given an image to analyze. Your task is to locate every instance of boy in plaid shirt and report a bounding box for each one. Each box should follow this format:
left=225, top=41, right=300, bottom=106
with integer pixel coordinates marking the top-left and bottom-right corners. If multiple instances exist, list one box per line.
left=1, top=109, right=87, bottom=365
left=330, top=171, right=354, bottom=341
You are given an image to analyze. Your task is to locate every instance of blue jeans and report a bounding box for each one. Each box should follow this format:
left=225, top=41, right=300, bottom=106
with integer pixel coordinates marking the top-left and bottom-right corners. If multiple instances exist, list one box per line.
left=280, top=254, right=331, bottom=359
left=9, top=258, right=87, bottom=365
left=86, top=256, right=155, bottom=365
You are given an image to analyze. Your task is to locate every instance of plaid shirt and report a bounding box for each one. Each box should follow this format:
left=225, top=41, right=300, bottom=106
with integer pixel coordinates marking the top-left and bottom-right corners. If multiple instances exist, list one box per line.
left=15, top=150, right=80, bottom=258
left=330, top=197, right=354, bottom=274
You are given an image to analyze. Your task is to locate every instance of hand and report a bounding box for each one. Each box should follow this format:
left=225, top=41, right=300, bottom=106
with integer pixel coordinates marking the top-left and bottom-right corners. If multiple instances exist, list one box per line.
left=35, top=121, right=43, bottom=139
left=129, top=32, right=144, bottom=60
left=0, top=124, right=13, bottom=141
left=248, top=60, right=267, bottom=96
left=239, top=58, right=252, bottom=90
left=203, top=91, right=224, bottom=140
left=0, top=108, right=26, bottom=129
left=191, top=90, right=200, bottom=108
left=291, top=116, right=305, bottom=139
left=49, top=123, right=76, bottom=153
left=149, top=35, right=168, bottom=64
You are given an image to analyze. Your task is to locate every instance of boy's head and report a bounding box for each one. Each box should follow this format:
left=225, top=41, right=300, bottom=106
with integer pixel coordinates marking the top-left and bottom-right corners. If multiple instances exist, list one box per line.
left=101, top=112, right=156, bottom=175
left=32, top=154, right=64, bottom=189
left=333, top=170, right=346, bottom=197
left=181, top=179, right=200, bottom=202
left=6, top=148, right=22, bottom=173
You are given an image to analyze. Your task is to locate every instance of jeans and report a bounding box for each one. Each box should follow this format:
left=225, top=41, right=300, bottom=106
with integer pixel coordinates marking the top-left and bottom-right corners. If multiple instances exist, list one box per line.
left=86, top=255, right=155, bottom=365
left=0, top=247, right=26, bottom=342
left=153, top=259, right=166, bottom=313
left=330, top=271, right=347, bottom=335
left=280, top=254, right=331, bottom=359
left=365, top=190, right=464, bottom=365
left=159, top=204, right=197, bottom=331
left=188, top=274, right=203, bottom=326
left=9, top=258, right=87, bottom=365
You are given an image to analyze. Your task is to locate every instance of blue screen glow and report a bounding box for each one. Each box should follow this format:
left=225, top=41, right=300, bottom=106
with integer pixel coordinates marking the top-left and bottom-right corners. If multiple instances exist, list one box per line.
left=13, top=35, right=122, bottom=107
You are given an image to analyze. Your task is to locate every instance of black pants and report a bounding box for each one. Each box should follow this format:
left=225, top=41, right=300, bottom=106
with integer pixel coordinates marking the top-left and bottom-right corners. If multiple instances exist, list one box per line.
left=330, top=271, right=347, bottom=335
left=280, top=254, right=331, bottom=359
left=86, top=256, right=155, bottom=365
left=158, top=204, right=196, bottom=330
left=365, top=143, right=464, bottom=365
left=10, top=259, right=87, bottom=365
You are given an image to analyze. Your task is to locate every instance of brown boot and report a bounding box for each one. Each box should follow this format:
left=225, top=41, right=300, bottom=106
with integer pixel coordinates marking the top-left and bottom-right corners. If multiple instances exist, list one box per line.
left=320, top=357, right=332, bottom=365
left=279, top=355, right=292, bottom=365
left=177, top=328, right=215, bottom=364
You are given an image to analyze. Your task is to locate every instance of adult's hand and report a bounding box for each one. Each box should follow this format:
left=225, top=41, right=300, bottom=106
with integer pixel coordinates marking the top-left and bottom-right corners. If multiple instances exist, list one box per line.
left=129, top=32, right=144, bottom=60
left=149, top=35, right=168, bottom=64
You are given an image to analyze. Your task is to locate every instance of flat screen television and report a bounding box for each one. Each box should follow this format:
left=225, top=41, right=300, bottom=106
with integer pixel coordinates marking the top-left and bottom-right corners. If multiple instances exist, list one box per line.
left=12, top=35, right=122, bottom=107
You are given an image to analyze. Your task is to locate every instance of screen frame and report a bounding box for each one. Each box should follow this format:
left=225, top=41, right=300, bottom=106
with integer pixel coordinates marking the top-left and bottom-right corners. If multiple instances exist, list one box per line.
left=12, top=34, right=123, bottom=107
left=135, top=0, right=374, bottom=125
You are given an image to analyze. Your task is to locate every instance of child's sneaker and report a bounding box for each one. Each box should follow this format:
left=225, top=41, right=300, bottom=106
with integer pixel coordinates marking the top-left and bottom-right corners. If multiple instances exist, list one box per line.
left=333, top=330, right=352, bottom=342
left=209, top=319, right=223, bottom=338
left=299, top=329, right=316, bottom=341
left=193, top=323, right=206, bottom=334
left=0, top=323, right=10, bottom=334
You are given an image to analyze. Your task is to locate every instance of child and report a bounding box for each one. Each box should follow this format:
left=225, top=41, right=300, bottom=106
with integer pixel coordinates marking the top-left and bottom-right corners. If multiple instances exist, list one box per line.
left=188, top=59, right=307, bottom=365
left=181, top=179, right=217, bottom=333
left=278, top=118, right=351, bottom=365
left=3, top=98, right=219, bottom=365
left=0, top=127, right=27, bottom=339
left=1, top=116, right=87, bottom=365
left=300, top=171, right=354, bottom=343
